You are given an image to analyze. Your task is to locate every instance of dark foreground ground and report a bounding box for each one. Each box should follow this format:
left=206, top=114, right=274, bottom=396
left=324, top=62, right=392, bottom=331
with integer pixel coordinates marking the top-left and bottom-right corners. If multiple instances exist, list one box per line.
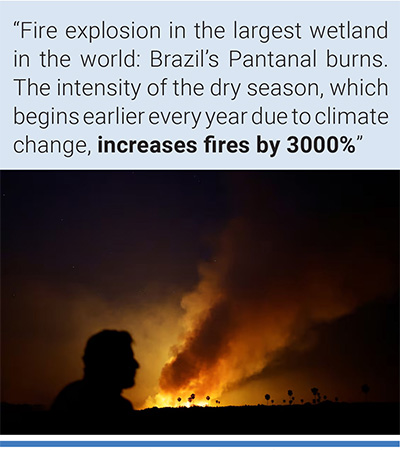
left=1, top=402, right=399, bottom=435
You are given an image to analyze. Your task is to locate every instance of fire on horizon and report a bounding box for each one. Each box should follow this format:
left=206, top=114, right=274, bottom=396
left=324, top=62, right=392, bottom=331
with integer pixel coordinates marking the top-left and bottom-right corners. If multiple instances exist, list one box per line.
left=1, top=171, right=399, bottom=410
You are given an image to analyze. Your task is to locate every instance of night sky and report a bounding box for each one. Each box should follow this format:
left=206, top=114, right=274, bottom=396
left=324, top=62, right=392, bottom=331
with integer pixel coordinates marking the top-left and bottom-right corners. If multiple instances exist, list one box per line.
left=1, top=171, right=399, bottom=409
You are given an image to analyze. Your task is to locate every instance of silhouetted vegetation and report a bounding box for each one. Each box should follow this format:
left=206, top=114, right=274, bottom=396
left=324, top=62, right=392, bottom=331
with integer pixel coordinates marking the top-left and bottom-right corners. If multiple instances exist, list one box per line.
left=361, top=384, right=370, bottom=401
left=311, top=387, right=319, bottom=403
left=1, top=401, right=399, bottom=435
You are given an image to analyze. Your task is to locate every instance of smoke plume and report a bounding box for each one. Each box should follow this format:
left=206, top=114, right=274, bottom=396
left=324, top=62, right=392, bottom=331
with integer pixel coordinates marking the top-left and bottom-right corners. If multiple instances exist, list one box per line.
left=155, top=176, right=398, bottom=404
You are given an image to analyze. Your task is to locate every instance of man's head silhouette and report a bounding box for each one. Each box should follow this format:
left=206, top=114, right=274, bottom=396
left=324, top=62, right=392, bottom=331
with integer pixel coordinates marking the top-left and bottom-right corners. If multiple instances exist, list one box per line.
left=83, top=330, right=139, bottom=391
left=51, top=329, right=139, bottom=433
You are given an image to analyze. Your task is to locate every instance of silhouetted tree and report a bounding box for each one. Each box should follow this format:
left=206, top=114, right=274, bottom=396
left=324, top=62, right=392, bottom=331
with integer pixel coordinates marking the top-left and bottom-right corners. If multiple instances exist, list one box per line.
left=265, top=394, right=271, bottom=405
left=361, top=384, right=370, bottom=401
left=323, top=395, right=327, bottom=401
left=335, top=397, right=339, bottom=402
left=283, top=399, right=286, bottom=404
left=311, top=387, right=319, bottom=403
left=271, top=400, right=274, bottom=404
left=177, top=397, right=181, bottom=404
left=288, top=390, right=293, bottom=397
left=300, top=399, right=304, bottom=404
left=206, top=396, right=210, bottom=402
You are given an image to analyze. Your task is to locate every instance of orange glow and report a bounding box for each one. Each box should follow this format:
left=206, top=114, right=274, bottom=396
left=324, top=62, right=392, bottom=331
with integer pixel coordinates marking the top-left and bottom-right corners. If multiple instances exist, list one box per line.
left=144, top=391, right=213, bottom=409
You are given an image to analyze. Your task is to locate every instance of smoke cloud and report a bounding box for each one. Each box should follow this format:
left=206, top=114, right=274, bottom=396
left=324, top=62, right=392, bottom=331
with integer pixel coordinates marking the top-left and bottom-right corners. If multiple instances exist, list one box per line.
left=156, top=177, right=398, bottom=403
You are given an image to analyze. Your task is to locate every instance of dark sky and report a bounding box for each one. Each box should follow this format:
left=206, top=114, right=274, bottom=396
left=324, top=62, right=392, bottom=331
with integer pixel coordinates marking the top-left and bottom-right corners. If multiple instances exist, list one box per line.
left=1, top=171, right=399, bottom=408
left=2, top=171, right=228, bottom=298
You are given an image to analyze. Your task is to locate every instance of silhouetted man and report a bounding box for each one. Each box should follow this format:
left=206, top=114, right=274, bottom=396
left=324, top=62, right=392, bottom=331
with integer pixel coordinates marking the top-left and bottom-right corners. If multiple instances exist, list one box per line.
left=51, top=330, right=139, bottom=433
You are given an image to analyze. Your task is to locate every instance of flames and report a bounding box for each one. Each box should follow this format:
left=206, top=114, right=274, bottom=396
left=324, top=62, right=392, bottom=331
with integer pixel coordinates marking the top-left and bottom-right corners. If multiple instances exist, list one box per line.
left=146, top=391, right=212, bottom=408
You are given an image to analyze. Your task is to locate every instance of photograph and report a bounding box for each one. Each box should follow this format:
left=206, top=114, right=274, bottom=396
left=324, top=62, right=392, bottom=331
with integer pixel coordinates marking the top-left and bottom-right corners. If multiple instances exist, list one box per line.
left=1, top=170, right=399, bottom=435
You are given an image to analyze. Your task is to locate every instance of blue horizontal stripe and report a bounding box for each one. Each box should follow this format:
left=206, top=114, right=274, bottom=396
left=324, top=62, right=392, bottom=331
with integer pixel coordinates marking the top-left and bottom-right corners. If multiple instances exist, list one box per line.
left=0, top=442, right=399, bottom=447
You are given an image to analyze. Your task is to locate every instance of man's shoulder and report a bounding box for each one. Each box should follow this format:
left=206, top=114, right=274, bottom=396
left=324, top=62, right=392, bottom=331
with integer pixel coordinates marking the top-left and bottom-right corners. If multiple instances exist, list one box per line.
left=51, top=380, right=86, bottom=411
